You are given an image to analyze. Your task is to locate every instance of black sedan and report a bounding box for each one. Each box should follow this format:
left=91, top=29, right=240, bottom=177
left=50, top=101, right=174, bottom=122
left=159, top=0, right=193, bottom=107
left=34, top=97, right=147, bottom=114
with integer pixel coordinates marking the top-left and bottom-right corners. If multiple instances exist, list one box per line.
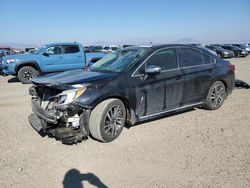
left=205, top=45, right=234, bottom=58
left=28, top=45, right=235, bottom=144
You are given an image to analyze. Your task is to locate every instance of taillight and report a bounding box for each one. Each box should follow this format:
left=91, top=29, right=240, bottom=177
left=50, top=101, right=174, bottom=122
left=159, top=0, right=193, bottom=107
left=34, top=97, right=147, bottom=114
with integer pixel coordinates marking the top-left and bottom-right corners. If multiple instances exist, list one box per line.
left=229, top=64, right=235, bottom=72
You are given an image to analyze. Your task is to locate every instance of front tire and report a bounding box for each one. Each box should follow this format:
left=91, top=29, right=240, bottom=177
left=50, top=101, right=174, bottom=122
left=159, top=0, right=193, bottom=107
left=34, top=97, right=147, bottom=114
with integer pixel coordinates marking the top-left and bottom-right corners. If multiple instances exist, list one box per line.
left=17, top=66, right=39, bottom=84
left=203, top=81, right=226, bottom=110
left=89, top=99, right=126, bottom=142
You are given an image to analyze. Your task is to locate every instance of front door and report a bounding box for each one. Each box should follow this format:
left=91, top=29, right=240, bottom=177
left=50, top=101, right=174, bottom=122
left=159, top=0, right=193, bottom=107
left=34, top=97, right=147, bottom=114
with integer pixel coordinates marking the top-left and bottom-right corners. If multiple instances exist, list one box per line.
left=132, top=48, right=184, bottom=118
left=41, top=45, right=65, bottom=72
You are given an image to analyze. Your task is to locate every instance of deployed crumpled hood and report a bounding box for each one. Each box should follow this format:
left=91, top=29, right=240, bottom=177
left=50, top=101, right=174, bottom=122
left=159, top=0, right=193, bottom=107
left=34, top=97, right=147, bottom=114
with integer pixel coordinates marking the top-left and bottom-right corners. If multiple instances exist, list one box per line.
left=32, top=69, right=118, bottom=89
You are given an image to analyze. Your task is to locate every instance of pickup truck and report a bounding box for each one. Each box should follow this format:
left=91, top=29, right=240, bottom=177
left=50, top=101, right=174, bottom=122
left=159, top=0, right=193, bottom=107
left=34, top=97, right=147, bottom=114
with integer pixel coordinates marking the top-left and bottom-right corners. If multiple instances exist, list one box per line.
left=0, top=42, right=105, bottom=83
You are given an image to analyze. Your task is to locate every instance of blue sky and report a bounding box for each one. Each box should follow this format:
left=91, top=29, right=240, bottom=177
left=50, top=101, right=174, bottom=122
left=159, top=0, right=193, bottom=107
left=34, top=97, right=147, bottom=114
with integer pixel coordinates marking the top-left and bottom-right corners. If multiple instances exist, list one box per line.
left=0, top=0, right=249, bottom=46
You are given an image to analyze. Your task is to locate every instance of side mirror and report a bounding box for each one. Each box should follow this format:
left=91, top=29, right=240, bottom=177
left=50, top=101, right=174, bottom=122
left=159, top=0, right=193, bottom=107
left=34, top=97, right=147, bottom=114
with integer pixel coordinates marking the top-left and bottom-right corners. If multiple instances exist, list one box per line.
left=145, top=65, right=161, bottom=75
left=42, top=52, right=49, bottom=57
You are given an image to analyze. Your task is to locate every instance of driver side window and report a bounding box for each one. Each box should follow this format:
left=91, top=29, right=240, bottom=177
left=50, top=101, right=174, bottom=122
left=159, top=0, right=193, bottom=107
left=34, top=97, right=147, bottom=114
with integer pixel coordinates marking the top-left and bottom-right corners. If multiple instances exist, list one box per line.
left=146, top=48, right=178, bottom=71
left=46, top=46, right=62, bottom=55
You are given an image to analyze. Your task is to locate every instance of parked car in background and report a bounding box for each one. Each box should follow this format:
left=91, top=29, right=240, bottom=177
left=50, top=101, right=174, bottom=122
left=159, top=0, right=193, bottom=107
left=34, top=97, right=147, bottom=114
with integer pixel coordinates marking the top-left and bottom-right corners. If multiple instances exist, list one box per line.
left=221, top=45, right=248, bottom=57
left=0, top=42, right=105, bottom=83
left=25, top=47, right=36, bottom=53
left=88, top=46, right=103, bottom=52
left=102, top=45, right=120, bottom=53
left=28, top=49, right=38, bottom=54
left=0, top=46, right=15, bottom=54
left=122, top=45, right=135, bottom=48
left=28, top=44, right=235, bottom=144
left=191, top=44, right=218, bottom=56
left=205, top=45, right=234, bottom=58
left=232, top=44, right=250, bottom=53
left=0, top=50, right=11, bottom=58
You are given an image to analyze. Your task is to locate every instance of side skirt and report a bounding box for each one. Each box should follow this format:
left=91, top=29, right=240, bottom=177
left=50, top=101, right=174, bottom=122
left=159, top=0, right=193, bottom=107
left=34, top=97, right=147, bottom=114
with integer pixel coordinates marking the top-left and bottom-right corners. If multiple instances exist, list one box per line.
left=139, top=102, right=203, bottom=121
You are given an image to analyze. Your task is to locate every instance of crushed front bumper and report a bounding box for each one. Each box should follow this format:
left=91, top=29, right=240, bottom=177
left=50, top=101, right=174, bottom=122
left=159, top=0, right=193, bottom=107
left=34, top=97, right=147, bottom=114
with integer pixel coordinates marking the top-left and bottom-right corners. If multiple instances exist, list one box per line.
left=29, top=99, right=91, bottom=144
left=31, top=100, right=58, bottom=124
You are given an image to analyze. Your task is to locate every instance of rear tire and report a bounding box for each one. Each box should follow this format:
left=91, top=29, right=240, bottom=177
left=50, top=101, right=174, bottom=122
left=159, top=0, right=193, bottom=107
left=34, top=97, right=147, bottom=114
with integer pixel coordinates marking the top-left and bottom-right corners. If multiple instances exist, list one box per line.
left=203, top=81, right=226, bottom=110
left=17, top=66, right=39, bottom=84
left=89, top=99, right=126, bottom=142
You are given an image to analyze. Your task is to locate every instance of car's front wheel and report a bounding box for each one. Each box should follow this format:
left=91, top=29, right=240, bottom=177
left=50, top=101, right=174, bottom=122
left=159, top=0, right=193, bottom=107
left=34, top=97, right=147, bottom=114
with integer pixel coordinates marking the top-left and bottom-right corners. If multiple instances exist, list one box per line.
left=89, top=99, right=126, bottom=142
left=203, top=81, right=226, bottom=110
left=17, top=66, right=39, bottom=84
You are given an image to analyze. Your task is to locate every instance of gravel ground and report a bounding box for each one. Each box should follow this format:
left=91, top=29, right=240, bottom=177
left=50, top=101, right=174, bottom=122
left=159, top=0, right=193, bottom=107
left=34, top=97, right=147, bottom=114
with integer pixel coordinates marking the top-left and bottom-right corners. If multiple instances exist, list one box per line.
left=0, top=56, right=249, bottom=188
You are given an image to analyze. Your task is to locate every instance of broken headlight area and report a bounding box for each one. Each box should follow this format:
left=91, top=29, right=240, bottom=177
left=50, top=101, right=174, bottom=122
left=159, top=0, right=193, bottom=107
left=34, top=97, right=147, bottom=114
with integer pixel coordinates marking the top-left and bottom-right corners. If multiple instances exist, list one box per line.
left=28, top=85, right=90, bottom=144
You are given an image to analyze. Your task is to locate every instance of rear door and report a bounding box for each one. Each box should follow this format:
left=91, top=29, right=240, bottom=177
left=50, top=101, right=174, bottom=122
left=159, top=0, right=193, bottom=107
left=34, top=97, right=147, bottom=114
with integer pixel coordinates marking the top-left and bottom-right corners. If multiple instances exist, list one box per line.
left=61, top=45, right=85, bottom=70
left=133, top=48, right=184, bottom=118
left=177, top=47, right=216, bottom=105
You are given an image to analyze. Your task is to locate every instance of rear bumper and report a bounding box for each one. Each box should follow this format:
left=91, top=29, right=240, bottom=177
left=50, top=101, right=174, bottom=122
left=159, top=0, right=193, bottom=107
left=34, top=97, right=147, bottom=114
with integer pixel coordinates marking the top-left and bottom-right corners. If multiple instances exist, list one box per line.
left=222, top=53, right=234, bottom=58
left=225, top=74, right=235, bottom=96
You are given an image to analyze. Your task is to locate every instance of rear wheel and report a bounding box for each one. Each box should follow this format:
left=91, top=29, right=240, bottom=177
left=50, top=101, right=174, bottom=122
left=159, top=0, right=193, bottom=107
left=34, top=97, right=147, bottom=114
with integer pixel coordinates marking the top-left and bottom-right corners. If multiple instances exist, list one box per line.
left=17, top=66, right=39, bottom=84
left=203, top=81, right=226, bottom=110
left=89, top=99, right=126, bottom=142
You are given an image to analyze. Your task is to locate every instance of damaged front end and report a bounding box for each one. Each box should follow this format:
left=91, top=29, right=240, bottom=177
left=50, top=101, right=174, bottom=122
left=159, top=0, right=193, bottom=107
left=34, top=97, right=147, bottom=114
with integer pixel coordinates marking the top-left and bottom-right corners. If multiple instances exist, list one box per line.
left=28, top=83, right=91, bottom=144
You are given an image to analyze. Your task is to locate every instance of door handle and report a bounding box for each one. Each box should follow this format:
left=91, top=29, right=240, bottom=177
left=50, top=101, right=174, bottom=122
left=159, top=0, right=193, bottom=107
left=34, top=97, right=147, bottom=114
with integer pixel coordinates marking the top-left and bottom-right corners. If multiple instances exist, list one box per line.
left=78, top=55, right=82, bottom=58
left=59, top=56, right=63, bottom=59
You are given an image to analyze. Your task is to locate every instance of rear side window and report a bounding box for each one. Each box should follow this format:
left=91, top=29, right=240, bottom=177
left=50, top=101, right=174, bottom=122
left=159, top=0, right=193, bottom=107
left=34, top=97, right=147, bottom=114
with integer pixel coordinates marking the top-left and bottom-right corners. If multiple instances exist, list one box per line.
left=63, top=45, right=80, bottom=54
left=146, top=48, right=178, bottom=70
left=202, top=53, right=215, bottom=64
left=178, top=48, right=203, bottom=67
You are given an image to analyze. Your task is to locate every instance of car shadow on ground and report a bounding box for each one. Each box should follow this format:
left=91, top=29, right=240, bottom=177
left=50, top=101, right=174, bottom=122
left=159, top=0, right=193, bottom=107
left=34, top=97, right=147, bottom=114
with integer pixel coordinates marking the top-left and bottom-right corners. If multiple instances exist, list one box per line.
left=63, top=169, right=108, bottom=188
left=7, top=77, right=20, bottom=83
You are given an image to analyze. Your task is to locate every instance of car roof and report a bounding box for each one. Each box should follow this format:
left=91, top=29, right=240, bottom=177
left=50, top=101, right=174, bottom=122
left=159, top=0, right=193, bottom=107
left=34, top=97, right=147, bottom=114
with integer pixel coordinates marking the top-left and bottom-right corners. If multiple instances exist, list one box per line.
left=45, top=42, right=81, bottom=46
left=121, top=44, right=209, bottom=52
left=151, top=44, right=205, bottom=51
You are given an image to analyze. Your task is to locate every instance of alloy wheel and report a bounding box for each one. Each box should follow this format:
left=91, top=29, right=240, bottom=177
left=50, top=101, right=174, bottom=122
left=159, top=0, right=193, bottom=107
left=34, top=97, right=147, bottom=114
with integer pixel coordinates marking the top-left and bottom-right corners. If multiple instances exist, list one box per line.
left=210, top=83, right=225, bottom=108
left=104, top=105, right=125, bottom=138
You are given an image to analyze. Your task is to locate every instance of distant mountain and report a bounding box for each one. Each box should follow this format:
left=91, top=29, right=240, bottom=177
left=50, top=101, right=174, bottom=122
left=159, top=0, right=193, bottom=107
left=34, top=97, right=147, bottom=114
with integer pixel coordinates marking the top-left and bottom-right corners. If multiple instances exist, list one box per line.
left=172, top=38, right=201, bottom=44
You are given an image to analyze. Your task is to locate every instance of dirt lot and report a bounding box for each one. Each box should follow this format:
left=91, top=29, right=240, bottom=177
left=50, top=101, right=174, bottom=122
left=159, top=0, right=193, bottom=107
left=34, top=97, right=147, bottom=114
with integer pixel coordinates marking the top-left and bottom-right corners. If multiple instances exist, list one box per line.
left=0, top=56, right=249, bottom=188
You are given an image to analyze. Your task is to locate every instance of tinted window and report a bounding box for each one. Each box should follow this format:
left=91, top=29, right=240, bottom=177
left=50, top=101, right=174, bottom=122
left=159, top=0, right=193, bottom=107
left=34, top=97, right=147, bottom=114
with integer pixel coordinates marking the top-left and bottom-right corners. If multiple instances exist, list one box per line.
left=146, top=48, right=178, bottom=70
left=202, top=53, right=214, bottom=64
left=63, top=45, right=80, bottom=54
left=178, top=48, right=203, bottom=67
left=46, top=46, right=62, bottom=55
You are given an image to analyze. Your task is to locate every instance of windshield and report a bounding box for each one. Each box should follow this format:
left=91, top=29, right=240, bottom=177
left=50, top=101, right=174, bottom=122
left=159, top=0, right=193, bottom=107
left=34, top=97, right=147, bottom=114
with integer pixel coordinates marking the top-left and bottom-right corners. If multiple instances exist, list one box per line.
left=91, top=48, right=149, bottom=73
left=34, top=46, right=47, bottom=54
left=214, top=46, right=225, bottom=51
